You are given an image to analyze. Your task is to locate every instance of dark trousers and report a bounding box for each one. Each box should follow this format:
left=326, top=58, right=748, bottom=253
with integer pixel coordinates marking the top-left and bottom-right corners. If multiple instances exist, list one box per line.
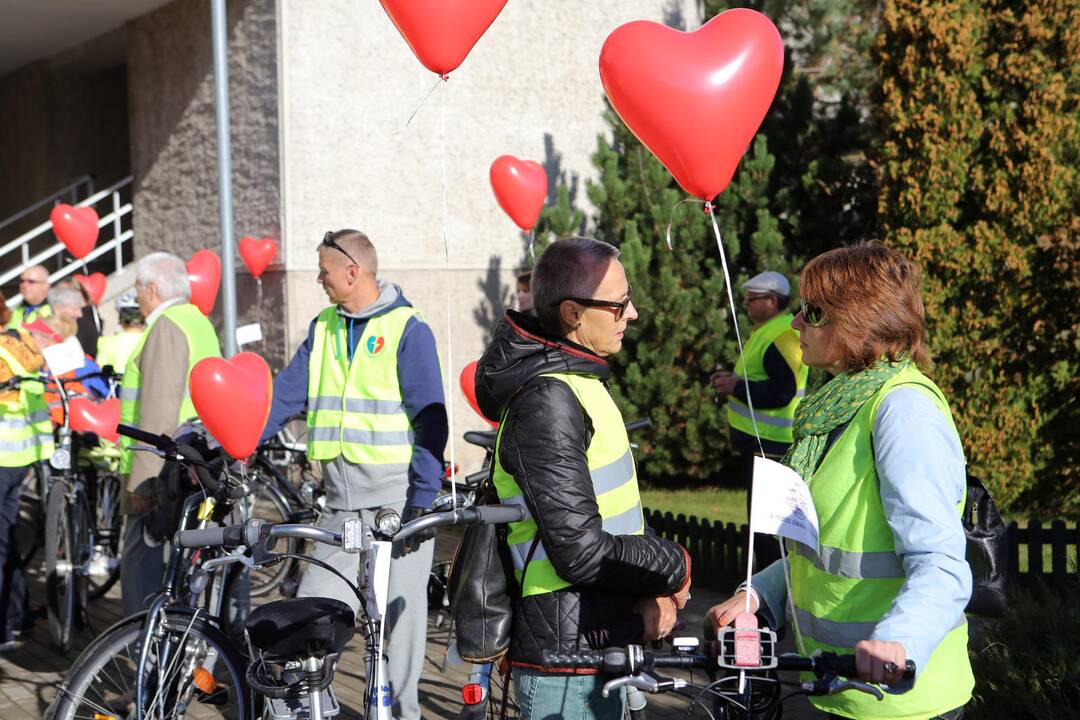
left=0, top=465, right=29, bottom=641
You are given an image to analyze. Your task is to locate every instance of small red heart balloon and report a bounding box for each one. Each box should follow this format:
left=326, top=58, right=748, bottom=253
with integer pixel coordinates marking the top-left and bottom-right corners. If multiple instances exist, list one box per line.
left=50, top=204, right=100, bottom=259
left=490, top=156, right=548, bottom=231
left=238, top=236, right=279, bottom=279
left=74, top=273, right=107, bottom=305
left=599, top=9, right=784, bottom=201
left=379, top=0, right=508, bottom=76
left=68, top=397, right=120, bottom=443
left=186, top=249, right=221, bottom=316
left=190, top=352, right=272, bottom=460
left=460, top=360, right=497, bottom=428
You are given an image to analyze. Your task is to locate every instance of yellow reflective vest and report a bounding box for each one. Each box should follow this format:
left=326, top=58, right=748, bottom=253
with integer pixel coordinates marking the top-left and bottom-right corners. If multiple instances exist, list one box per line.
left=0, top=342, right=54, bottom=467
left=727, top=312, right=807, bottom=445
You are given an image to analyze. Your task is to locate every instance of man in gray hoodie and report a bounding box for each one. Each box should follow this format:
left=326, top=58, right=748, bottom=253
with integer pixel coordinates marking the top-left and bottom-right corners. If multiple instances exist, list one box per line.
left=260, top=230, right=447, bottom=720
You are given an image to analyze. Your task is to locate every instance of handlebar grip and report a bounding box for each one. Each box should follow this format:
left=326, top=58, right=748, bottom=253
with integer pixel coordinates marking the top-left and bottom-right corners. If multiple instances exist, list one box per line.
left=471, top=505, right=526, bottom=525
left=541, top=649, right=605, bottom=669
left=117, top=423, right=174, bottom=450
left=624, top=418, right=652, bottom=433
left=831, top=655, right=916, bottom=680
left=174, top=524, right=245, bottom=548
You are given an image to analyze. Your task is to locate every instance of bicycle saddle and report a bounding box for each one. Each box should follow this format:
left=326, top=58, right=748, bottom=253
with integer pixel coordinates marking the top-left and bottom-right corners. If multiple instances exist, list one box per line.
left=246, top=597, right=355, bottom=659
left=463, top=430, right=497, bottom=451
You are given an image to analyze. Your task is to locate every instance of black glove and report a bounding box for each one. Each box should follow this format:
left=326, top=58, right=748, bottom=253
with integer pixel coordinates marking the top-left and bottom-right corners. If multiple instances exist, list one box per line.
left=400, top=505, right=435, bottom=553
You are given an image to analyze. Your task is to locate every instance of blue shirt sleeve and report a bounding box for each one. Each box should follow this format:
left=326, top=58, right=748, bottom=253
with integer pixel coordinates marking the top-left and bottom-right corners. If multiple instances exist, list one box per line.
left=398, top=316, right=447, bottom=510
left=76, top=358, right=110, bottom=398
left=260, top=320, right=316, bottom=443
left=869, top=387, right=971, bottom=685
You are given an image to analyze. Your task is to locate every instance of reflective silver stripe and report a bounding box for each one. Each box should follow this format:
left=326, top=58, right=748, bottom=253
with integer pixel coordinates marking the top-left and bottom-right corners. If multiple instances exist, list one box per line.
left=602, top=502, right=644, bottom=536
left=795, top=608, right=966, bottom=649
left=795, top=543, right=904, bottom=580
left=510, top=537, right=548, bottom=569
left=119, top=387, right=140, bottom=402
left=590, top=448, right=635, bottom=496
left=727, top=401, right=794, bottom=427
left=0, top=436, right=49, bottom=452
left=795, top=388, right=806, bottom=398
left=309, top=427, right=414, bottom=446
left=309, top=396, right=407, bottom=415
left=0, top=410, right=50, bottom=429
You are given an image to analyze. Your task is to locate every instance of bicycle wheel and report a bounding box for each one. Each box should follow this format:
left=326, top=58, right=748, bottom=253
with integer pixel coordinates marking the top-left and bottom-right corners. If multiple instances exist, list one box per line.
left=87, top=472, right=123, bottom=600
left=16, top=462, right=48, bottom=567
left=49, top=609, right=251, bottom=720
left=45, top=479, right=81, bottom=653
left=246, top=463, right=298, bottom=598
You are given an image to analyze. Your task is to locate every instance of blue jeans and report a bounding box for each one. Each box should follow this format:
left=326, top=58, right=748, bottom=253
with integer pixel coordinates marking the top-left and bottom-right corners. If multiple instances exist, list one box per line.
left=0, top=465, right=29, bottom=641
left=513, top=667, right=625, bottom=720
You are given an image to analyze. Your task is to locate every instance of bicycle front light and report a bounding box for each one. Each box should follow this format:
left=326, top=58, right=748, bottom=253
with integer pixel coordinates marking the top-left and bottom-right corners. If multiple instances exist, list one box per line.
left=374, top=508, right=401, bottom=537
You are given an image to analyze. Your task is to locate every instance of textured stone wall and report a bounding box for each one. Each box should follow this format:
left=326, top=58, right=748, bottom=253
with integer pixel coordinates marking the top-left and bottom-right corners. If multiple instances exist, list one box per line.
left=278, top=0, right=699, bottom=467
left=127, top=0, right=285, bottom=367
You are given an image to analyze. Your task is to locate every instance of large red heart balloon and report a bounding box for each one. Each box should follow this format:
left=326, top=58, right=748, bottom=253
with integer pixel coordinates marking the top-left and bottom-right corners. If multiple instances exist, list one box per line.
left=238, top=236, right=278, bottom=279
left=599, top=9, right=784, bottom=201
left=50, top=204, right=100, bottom=259
left=379, top=0, right=508, bottom=76
left=460, top=360, right=497, bottom=428
left=186, top=249, right=221, bottom=316
left=190, top=352, right=272, bottom=460
left=490, top=156, right=548, bottom=231
left=69, top=397, right=120, bottom=443
left=75, top=273, right=107, bottom=305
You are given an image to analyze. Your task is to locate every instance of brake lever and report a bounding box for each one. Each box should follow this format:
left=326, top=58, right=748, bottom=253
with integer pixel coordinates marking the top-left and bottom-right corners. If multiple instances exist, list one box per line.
left=801, top=677, right=884, bottom=701
left=601, top=672, right=686, bottom=698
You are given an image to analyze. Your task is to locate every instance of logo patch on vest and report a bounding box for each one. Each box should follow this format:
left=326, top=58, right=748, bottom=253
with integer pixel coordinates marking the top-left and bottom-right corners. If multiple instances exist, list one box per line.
left=365, top=335, right=386, bottom=356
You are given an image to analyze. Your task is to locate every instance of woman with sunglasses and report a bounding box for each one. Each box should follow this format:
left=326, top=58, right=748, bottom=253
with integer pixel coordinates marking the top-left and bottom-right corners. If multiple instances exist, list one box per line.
left=707, top=241, right=973, bottom=720
left=474, top=236, right=690, bottom=720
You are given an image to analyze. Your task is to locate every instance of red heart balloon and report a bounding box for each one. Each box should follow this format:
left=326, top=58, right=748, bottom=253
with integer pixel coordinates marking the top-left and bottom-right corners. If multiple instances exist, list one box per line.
left=490, top=156, right=548, bottom=231
left=600, top=9, right=784, bottom=201
left=69, top=397, right=120, bottom=443
left=379, top=0, right=508, bottom=75
left=50, top=204, right=100, bottom=259
left=238, top=236, right=279, bottom=279
left=460, top=360, right=497, bottom=428
left=186, top=249, right=221, bottom=316
left=74, top=273, right=107, bottom=305
left=190, top=352, right=272, bottom=460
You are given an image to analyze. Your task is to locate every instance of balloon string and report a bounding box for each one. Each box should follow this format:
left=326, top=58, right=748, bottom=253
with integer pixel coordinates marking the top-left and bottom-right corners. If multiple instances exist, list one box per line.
left=439, top=75, right=457, bottom=511
left=398, top=74, right=448, bottom=134
left=706, top=202, right=765, bottom=597
left=528, top=228, right=535, bottom=263
left=665, top=198, right=707, bottom=250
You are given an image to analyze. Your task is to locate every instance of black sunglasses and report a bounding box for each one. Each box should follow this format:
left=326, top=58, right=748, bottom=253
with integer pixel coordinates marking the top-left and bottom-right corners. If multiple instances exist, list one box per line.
left=321, top=231, right=359, bottom=266
left=800, top=299, right=829, bottom=327
left=552, top=285, right=634, bottom=321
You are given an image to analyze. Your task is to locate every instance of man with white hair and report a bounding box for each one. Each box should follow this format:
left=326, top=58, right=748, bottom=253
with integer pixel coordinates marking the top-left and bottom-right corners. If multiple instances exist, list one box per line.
left=7, top=265, right=52, bottom=329
left=119, top=252, right=222, bottom=616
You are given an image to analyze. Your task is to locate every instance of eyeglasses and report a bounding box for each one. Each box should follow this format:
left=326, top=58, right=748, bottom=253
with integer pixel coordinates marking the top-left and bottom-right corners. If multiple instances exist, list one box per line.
left=321, top=231, right=359, bottom=266
left=19, top=278, right=45, bottom=285
left=744, top=292, right=775, bottom=304
left=799, top=300, right=829, bottom=327
left=552, top=285, right=633, bottom=321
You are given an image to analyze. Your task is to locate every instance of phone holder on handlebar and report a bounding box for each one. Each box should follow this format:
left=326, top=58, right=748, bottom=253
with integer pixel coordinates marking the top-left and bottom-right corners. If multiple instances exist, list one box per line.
left=716, top=624, right=779, bottom=671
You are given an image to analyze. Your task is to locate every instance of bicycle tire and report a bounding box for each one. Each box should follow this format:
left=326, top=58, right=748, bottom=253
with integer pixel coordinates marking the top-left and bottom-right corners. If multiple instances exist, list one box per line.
left=48, top=609, right=251, bottom=720
left=247, top=462, right=298, bottom=598
left=45, top=479, right=80, bottom=653
left=16, top=463, right=48, bottom=567
left=86, top=472, right=123, bottom=601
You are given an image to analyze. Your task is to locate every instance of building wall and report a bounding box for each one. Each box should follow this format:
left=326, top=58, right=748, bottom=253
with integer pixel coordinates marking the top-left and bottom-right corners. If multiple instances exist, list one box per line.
left=127, top=0, right=287, bottom=368
left=278, top=0, right=699, bottom=468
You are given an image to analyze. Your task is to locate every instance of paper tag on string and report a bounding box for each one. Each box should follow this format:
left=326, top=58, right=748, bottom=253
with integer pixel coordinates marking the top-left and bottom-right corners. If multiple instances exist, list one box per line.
left=749, top=456, right=819, bottom=553
left=42, top=337, right=86, bottom=376
left=236, top=323, right=263, bottom=347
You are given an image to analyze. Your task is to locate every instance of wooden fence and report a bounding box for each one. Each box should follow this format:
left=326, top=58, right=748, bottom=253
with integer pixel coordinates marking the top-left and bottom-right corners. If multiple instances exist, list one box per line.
left=643, top=509, right=1079, bottom=592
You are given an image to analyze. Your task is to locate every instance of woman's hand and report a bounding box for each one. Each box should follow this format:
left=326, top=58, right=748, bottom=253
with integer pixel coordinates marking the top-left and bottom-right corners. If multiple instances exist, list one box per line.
left=705, top=591, right=759, bottom=630
left=854, top=639, right=907, bottom=685
left=636, top=595, right=678, bottom=642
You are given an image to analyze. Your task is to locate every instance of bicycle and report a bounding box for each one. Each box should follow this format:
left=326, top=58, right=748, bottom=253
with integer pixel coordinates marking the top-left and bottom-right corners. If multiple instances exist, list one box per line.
left=540, top=625, right=916, bottom=720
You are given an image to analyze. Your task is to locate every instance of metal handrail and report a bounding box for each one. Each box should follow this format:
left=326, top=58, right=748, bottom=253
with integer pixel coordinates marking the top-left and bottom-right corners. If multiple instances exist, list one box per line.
left=0, top=175, right=94, bottom=234
left=3, top=175, right=135, bottom=307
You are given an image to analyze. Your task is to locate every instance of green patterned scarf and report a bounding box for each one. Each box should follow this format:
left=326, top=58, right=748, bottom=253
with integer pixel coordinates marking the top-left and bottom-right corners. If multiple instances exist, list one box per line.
left=782, top=359, right=910, bottom=483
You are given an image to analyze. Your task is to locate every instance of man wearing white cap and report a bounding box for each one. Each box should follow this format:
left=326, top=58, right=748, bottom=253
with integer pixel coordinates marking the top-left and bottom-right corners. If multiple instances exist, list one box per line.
left=711, top=270, right=807, bottom=567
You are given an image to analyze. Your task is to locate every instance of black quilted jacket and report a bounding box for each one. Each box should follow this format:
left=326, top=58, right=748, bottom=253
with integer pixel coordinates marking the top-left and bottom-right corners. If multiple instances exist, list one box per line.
left=475, top=311, right=689, bottom=668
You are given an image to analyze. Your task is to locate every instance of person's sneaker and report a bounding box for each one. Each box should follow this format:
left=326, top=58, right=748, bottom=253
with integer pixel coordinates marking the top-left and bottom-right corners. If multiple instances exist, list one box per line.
left=0, top=638, right=21, bottom=653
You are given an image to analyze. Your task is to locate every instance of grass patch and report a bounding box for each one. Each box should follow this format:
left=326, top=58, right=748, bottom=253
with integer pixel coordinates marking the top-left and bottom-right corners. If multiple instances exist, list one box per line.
left=641, top=486, right=747, bottom=526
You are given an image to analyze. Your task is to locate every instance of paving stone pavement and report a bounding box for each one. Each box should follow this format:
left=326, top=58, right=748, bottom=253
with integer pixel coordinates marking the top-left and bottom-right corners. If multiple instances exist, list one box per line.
left=0, top=532, right=823, bottom=719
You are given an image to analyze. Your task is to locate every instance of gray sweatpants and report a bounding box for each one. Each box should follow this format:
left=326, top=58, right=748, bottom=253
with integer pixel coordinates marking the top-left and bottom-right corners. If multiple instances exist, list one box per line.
left=298, top=503, right=435, bottom=720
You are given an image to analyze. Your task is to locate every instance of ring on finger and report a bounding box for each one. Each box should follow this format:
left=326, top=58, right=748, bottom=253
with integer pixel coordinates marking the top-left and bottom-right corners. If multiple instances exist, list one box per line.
left=883, top=661, right=898, bottom=676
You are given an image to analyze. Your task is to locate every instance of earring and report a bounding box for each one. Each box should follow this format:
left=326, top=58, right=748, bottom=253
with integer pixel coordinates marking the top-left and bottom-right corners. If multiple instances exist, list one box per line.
left=574, top=321, right=581, bottom=329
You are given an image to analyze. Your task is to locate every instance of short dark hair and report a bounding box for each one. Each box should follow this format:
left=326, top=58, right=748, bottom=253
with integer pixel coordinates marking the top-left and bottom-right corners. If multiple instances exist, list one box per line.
left=533, top=237, right=620, bottom=334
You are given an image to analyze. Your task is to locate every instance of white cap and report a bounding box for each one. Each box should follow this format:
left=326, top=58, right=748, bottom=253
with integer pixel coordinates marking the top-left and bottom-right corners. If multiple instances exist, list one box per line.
left=115, top=290, right=139, bottom=311
left=742, top=271, right=790, bottom=297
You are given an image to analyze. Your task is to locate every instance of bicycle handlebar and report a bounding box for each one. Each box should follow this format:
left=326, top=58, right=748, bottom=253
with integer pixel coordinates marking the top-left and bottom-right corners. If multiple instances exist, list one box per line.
left=624, top=418, right=652, bottom=434
left=117, top=424, right=246, bottom=499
